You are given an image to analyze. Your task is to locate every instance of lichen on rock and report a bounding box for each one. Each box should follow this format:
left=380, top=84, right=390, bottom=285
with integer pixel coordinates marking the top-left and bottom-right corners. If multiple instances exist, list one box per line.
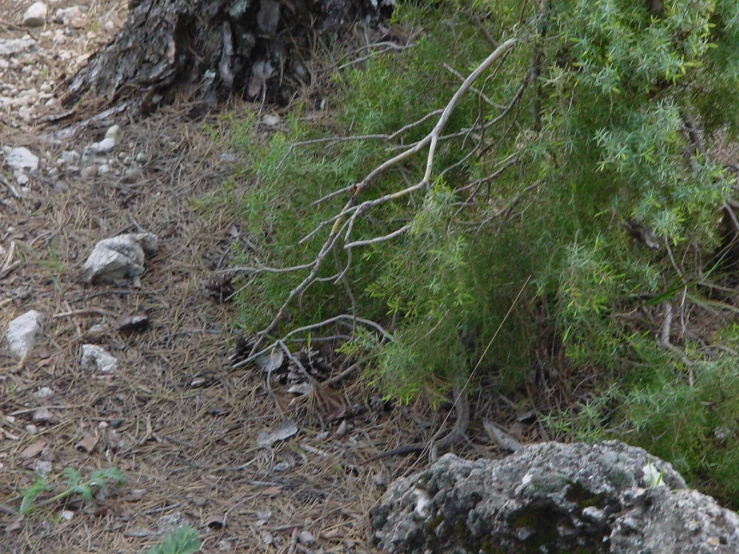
left=371, top=441, right=739, bottom=553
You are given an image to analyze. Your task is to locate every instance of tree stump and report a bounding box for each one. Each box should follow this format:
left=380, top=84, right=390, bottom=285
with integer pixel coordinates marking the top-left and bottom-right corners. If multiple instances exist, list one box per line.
left=63, top=0, right=387, bottom=114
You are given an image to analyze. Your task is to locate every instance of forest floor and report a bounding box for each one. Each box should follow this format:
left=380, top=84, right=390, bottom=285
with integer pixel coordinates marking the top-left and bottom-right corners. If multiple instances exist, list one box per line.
left=0, top=1, right=521, bottom=552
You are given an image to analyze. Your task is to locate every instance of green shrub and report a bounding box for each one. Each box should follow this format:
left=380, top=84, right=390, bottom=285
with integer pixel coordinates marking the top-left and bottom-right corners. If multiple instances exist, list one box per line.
left=224, top=0, right=739, bottom=503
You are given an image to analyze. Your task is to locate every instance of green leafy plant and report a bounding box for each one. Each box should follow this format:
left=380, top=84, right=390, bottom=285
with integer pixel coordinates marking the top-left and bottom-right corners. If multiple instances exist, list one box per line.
left=19, top=467, right=124, bottom=515
left=221, top=0, right=739, bottom=504
left=145, top=525, right=201, bottom=554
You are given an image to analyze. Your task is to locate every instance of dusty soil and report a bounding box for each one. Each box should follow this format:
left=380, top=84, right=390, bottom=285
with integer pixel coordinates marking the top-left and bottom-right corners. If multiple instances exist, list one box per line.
left=0, top=2, right=524, bottom=553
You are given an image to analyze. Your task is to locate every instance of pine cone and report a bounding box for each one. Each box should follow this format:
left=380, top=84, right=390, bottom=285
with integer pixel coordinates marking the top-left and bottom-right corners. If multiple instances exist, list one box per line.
left=229, top=334, right=258, bottom=367
left=202, top=273, right=235, bottom=303
left=288, top=348, right=332, bottom=375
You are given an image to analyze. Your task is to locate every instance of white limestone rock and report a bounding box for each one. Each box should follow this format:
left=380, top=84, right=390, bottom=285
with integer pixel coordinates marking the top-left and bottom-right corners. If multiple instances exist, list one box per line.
left=0, top=38, right=37, bottom=56
left=105, top=125, right=122, bottom=142
left=4, top=310, right=45, bottom=359
left=5, top=147, right=39, bottom=171
left=22, top=2, right=47, bottom=27
left=80, top=344, right=118, bottom=373
left=83, top=232, right=158, bottom=285
left=96, top=137, right=116, bottom=154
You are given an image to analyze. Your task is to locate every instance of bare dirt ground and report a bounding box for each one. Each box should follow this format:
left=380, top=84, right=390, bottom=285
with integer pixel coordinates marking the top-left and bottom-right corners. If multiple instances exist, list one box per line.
left=0, top=2, right=529, bottom=553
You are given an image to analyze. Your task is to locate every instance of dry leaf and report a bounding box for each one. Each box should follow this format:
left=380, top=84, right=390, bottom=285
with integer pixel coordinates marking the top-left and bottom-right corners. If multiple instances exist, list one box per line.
left=205, top=514, right=226, bottom=530
left=256, top=419, right=298, bottom=447
left=287, top=382, right=312, bottom=395
left=117, top=314, right=149, bottom=333
left=75, top=432, right=98, bottom=453
left=160, top=224, right=177, bottom=239
left=483, top=420, right=522, bottom=452
left=255, top=349, right=283, bottom=373
left=19, top=440, right=46, bottom=459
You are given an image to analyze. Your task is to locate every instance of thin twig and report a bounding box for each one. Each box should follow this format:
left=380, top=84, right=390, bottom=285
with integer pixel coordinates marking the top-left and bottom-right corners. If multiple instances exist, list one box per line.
left=217, top=261, right=314, bottom=275
left=658, top=302, right=695, bottom=384
left=0, top=173, right=22, bottom=198
left=283, top=314, right=393, bottom=342
left=52, top=308, right=116, bottom=319
left=1, top=240, right=16, bottom=273
left=344, top=224, right=411, bottom=250
left=333, top=242, right=357, bottom=320
left=322, top=362, right=361, bottom=387
left=443, top=64, right=505, bottom=110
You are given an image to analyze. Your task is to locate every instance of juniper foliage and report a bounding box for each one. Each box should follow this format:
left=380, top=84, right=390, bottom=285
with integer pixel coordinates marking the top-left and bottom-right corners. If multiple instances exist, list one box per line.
left=228, top=0, right=739, bottom=502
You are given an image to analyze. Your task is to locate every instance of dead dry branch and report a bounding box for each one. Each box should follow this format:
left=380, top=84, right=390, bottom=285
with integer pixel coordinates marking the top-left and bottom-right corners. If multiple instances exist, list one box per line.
left=245, top=38, right=521, bottom=361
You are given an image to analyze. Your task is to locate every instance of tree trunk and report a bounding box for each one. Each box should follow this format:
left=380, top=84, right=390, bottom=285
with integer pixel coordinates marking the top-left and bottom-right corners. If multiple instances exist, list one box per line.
left=63, top=0, right=385, bottom=114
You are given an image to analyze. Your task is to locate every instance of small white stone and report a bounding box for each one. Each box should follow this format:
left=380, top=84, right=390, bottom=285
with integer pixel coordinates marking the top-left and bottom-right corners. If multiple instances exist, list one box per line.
left=80, top=143, right=98, bottom=165
left=33, top=387, right=54, bottom=399
left=0, top=38, right=37, bottom=56
left=6, top=147, right=39, bottom=171
left=134, top=152, right=147, bottom=163
left=105, top=124, right=122, bottom=141
left=124, top=167, right=142, bottom=180
left=13, top=170, right=30, bottom=185
left=97, top=164, right=111, bottom=176
left=19, top=106, right=33, bottom=122
left=96, top=137, right=116, bottom=154
left=34, top=459, right=52, bottom=477
left=58, top=150, right=79, bottom=164
left=297, top=531, right=316, bottom=546
left=53, top=5, right=81, bottom=24
left=22, top=2, right=48, bottom=27
left=33, top=408, right=53, bottom=422
left=81, top=344, right=118, bottom=373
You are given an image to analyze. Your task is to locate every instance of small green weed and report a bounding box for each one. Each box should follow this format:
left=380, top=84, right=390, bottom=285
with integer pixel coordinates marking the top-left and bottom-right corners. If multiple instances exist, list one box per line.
left=145, top=525, right=201, bottom=554
left=19, top=467, right=124, bottom=515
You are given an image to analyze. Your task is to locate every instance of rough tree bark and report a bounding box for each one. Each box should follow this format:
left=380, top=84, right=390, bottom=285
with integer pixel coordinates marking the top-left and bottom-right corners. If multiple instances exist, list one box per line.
left=63, top=0, right=389, bottom=114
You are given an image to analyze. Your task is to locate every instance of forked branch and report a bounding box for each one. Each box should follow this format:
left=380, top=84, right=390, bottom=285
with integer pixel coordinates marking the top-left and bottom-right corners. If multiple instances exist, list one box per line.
left=247, top=37, right=520, bottom=357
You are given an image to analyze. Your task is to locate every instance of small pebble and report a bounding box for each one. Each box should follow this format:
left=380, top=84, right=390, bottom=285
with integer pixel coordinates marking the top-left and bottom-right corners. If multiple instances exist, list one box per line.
left=33, top=387, right=54, bottom=399
left=97, top=137, right=116, bottom=154
left=298, top=530, right=317, bottom=546
left=32, top=408, right=53, bottom=422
